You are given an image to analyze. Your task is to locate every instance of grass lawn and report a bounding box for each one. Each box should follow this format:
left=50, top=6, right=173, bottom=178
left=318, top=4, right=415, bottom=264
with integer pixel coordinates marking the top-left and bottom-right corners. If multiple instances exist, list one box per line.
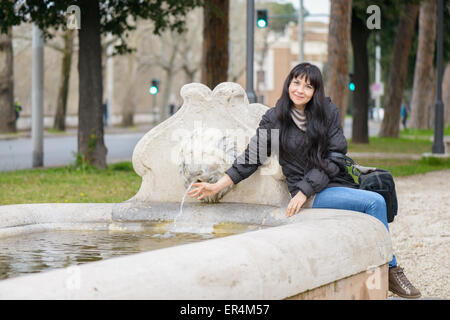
left=1, top=156, right=449, bottom=205
left=399, top=125, right=450, bottom=139
left=347, top=126, right=450, bottom=154
left=0, top=162, right=141, bottom=205
left=348, top=136, right=432, bottom=154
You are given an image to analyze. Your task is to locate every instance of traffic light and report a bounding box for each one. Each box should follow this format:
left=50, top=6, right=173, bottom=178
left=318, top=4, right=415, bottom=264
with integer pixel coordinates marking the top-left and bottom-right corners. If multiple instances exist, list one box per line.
left=149, top=78, right=160, bottom=95
left=256, top=9, right=268, bottom=28
left=348, top=74, right=355, bottom=91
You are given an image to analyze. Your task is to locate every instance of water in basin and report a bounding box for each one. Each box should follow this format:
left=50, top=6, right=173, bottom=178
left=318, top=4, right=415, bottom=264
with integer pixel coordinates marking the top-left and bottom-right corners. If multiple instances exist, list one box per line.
left=0, top=221, right=266, bottom=280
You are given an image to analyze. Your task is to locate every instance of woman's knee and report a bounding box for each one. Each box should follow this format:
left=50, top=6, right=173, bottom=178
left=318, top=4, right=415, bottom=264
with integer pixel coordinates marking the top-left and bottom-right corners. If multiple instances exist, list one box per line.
left=367, top=192, right=387, bottom=213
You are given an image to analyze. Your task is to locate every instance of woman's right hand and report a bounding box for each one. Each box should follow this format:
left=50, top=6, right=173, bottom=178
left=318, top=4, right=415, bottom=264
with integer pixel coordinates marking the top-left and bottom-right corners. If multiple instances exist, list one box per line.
left=188, top=182, right=220, bottom=200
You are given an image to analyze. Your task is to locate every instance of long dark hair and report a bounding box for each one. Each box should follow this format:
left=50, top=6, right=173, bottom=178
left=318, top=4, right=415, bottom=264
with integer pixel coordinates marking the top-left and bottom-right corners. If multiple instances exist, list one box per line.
left=275, top=63, right=329, bottom=171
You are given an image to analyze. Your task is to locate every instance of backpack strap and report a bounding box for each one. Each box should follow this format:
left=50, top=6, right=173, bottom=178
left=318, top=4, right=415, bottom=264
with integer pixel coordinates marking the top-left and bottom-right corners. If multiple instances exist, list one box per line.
left=327, top=152, right=377, bottom=176
left=327, top=152, right=356, bottom=166
left=353, top=164, right=378, bottom=174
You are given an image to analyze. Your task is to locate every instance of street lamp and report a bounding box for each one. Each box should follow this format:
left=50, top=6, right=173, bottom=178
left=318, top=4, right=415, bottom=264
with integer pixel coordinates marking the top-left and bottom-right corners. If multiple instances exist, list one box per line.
left=246, top=0, right=257, bottom=103
left=32, top=24, right=44, bottom=168
left=298, top=0, right=304, bottom=62
left=432, top=0, right=445, bottom=154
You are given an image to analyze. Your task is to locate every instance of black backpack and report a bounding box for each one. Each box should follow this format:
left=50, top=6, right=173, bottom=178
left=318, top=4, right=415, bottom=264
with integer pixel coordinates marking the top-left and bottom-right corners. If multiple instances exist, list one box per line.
left=328, top=152, right=398, bottom=223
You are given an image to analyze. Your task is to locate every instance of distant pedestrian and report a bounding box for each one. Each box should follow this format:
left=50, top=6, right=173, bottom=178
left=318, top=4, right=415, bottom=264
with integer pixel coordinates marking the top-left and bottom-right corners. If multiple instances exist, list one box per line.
left=369, top=102, right=374, bottom=120
left=401, top=103, right=409, bottom=130
left=168, top=94, right=179, bottom=117
left=14, top=101, right=22, bottom=123
left=103, top=100, right=108, bottom=126
left=169, top=103, right=176, bottom=116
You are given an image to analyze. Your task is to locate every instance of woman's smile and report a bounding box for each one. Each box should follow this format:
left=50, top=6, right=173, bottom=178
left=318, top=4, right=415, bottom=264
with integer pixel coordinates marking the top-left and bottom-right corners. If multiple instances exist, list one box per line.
left=292, top=93, right=305, bottom=100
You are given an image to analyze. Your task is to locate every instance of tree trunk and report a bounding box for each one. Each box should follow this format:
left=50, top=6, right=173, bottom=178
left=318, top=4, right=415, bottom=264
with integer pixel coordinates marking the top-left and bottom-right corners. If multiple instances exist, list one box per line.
left=256, top=30, right=269, bottom=100
left=179, top=9, right=202, bottom=84
left=0, top=28, right=15, bottom=133
left=121, top=53, right=137, bottom=127
left=351, top=10, right=370, bottom=143
left=379, top=4, right=419, bottom=137
left=121, top=29, right=142, bottom=127
left=161, top=68, right=176, bottom=122
left=443, top=63, right=450, bottom=127
left=183, top=64, right=197, bottom=83
left=201, top=0, right=229, bottom=89
left=426, top=65, right=437, bottom=129
left=325, top=0, right=352, bottom=126
left=420, top=65, right=437, bottom=129
left=410, top=0, right=437, bottom=129
left=77, top=0, right=107, bottom=168
left=161, top=38, right=180, bottom=122
left=53, top=29, right=74, bottom=131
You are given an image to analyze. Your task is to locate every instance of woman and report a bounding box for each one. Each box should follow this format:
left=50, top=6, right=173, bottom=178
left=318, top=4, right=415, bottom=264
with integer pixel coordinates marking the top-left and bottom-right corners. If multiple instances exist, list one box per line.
left=188, top=63, right=420, bottom=299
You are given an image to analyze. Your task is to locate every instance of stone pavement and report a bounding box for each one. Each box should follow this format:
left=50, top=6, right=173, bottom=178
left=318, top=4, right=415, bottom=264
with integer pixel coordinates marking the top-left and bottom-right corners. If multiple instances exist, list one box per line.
left=348, top=152, right=422, bottom=160
left=388, top=170, right=450, bottom=300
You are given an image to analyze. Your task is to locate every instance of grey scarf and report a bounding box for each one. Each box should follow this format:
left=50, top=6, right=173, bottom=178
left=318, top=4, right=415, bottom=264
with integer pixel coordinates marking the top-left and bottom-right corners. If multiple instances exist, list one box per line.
left=291, top=107, right=307, bottom=131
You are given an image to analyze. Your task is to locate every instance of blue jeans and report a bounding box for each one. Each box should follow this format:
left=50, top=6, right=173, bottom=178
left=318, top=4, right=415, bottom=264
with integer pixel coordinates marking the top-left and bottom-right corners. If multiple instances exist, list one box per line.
left=312, top=187, right=398, bottom=268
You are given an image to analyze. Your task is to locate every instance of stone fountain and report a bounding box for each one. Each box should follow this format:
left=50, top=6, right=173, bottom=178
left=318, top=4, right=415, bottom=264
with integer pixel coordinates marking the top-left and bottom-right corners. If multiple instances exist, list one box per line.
left=0, top=82, right=392, bottom=299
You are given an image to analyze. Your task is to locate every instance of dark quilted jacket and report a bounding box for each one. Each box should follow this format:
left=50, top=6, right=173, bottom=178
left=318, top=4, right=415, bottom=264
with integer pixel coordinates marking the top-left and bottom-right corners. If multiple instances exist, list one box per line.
left=225, top=98, right=359, bottom=198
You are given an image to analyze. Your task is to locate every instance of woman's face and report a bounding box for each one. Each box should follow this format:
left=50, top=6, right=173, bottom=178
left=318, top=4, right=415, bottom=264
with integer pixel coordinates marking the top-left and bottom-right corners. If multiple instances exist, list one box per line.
left=288, top=75, right=315, bottom=110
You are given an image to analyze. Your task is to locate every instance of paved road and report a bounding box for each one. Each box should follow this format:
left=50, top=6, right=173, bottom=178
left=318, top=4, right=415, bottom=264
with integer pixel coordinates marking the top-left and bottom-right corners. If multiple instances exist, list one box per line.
left=344, top=117, right=381, bottom=138
left=0, top=118, right=381, bottom=172
left=0, top=132, right=146, bottom=172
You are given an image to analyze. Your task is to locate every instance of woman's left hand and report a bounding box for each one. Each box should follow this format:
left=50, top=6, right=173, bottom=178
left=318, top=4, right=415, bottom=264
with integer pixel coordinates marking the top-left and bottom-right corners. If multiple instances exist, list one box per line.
left=286, top=191, right=307, bottom=217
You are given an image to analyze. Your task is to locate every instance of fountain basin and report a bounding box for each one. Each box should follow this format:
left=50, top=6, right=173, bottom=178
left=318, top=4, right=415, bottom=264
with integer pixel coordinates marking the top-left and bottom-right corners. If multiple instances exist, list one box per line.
left=0, top=202, right=392, bottom=299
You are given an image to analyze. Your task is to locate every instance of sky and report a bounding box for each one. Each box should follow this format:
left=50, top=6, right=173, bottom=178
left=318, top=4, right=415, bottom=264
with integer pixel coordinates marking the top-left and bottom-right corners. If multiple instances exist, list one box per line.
left=281, top=0, right=331, bottom=23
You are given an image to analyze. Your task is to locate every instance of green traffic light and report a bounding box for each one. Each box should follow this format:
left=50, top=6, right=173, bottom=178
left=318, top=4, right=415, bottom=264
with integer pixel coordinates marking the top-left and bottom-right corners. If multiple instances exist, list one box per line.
left=256, top=9, right=268, bottom=29
left=349, top=82, right=355, bottom=91
left=149, top=86, right=158, bottom=95
left=257, top=19, right=267, bottom=28
left=149, top=79, right=159, bottom=95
